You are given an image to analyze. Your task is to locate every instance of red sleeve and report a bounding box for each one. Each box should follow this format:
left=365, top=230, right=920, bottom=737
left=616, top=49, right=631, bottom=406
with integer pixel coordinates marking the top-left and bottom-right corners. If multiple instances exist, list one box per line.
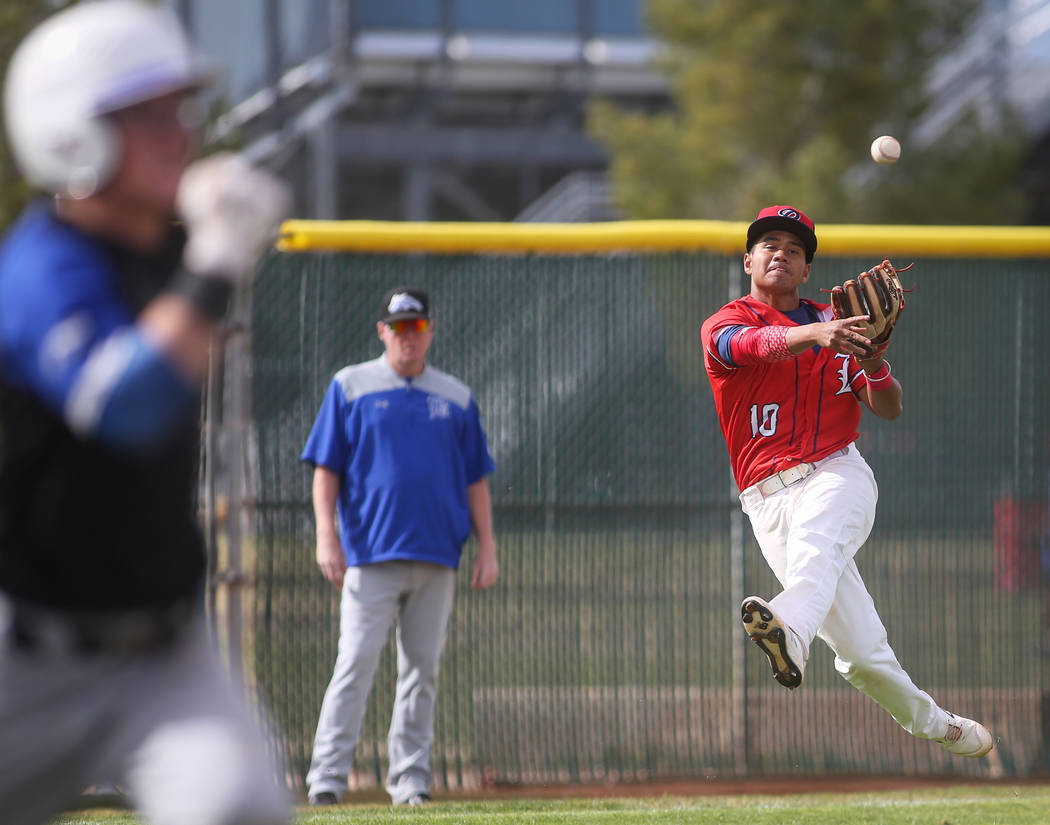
left=731, top=325, right=793, bottom=364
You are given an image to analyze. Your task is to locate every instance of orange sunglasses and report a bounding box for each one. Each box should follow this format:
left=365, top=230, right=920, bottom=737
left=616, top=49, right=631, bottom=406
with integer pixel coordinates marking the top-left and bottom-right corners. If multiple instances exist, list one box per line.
left=387, top=318, right=432, bottom=335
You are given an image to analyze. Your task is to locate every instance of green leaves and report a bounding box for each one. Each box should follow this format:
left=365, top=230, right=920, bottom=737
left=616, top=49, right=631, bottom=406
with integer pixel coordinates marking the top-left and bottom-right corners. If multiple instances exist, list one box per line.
left=589, top=0, right=1026, bottom=225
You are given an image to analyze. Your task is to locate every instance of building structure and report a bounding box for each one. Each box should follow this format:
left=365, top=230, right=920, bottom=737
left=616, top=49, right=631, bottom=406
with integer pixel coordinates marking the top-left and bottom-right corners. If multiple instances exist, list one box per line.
left=177, top=0, right=1050, bottom=222
left=179, top=0, right=665, bottom=221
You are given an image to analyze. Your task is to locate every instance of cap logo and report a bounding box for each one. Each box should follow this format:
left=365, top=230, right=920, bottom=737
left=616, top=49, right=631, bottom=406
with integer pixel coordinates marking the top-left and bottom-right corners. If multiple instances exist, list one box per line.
left=387, top=292, right=424, bottom=314
left=778, top=208, right=800, bottom=220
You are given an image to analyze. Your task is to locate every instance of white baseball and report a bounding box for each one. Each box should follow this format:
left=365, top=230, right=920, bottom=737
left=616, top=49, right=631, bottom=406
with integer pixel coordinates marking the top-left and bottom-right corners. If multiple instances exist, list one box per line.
left=870, top=135, right=901, bottom=165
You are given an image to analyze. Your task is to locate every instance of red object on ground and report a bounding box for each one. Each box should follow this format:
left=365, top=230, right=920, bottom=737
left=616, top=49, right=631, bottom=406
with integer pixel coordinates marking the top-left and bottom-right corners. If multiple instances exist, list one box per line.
left=993, top=495, right=1048, bottom=591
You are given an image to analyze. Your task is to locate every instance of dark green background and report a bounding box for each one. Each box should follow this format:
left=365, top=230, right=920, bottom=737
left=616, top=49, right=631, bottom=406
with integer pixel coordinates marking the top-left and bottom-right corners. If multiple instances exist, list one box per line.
left=246, top=250, right=1049, bottom=791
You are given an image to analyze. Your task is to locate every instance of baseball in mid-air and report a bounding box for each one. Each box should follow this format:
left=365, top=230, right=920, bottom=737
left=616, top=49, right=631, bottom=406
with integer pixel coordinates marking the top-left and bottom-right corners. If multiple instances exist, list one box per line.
left=870, top=135, right=901, bottom=165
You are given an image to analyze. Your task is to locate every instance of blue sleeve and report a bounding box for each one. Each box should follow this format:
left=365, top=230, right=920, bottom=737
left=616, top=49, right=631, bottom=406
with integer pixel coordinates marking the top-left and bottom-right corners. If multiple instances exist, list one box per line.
left=714, top=324, right=746, bottom=367
left=67, top=329, right=196, bottom=451
left=302, top=380, right=351, bottom=471
left=0, top=217, right=196, bottom=451
left=461, top=397, right=495, bottom=485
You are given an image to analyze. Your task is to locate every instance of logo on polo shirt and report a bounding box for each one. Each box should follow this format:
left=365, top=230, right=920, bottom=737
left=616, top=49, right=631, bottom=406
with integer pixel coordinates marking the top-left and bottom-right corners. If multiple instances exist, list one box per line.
left=388, top=293, right=424, bottom=315
left=427, top=395, right=450, bottom=420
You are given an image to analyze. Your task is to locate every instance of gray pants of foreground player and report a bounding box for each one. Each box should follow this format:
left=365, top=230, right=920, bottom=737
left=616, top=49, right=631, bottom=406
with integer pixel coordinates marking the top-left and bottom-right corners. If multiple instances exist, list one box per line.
left=307, top=561, right=456, bottom=804
left=0, top=601, right=288, bottom=825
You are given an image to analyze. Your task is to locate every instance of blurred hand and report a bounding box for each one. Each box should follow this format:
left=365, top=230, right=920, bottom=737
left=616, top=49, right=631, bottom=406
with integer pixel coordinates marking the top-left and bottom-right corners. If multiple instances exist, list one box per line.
left=177, top=152, right=291, bottom=282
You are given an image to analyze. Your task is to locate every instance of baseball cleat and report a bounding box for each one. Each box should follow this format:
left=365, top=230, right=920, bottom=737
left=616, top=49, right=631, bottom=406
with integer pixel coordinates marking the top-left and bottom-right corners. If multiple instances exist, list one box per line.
left=936, top=712, right=994, bottom=757
left=740, top=596, right=807, bottom=689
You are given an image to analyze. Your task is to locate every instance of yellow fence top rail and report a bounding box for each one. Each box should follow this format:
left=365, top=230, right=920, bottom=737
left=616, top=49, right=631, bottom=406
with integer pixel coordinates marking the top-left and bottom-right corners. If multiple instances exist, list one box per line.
left=277, top=218, right=1050, bottom=258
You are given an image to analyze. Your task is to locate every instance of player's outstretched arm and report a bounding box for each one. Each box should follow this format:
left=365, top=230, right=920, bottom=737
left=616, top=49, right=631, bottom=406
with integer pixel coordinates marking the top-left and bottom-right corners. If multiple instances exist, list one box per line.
left=146, top=153, right=291, bottom=382
left=716, top=316, right=872, bottom=366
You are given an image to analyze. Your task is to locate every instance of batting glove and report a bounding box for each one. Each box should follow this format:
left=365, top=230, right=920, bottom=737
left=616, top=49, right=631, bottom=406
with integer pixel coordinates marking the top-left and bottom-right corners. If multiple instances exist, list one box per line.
left=177, top=152, right=291, bottom=282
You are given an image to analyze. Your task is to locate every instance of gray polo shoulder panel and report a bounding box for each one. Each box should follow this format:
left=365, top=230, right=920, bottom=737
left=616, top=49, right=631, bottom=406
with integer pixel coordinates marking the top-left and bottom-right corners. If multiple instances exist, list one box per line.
left=334, top=357, right=402, bottom=402
left=415, top=366, right=472, bottom=410
left=333, top=358, right=473, bottom=410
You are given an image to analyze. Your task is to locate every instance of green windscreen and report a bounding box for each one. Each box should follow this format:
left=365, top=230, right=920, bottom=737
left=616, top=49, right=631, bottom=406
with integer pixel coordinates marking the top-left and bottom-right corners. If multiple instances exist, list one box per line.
left=244, top=247, right=1048, bottom=791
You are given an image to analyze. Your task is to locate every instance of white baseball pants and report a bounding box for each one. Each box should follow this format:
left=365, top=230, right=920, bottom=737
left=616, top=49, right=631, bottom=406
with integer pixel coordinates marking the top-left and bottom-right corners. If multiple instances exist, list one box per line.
left=738, top=443, right=948, bottom=739
left=306, top=561, right=456, bottom=804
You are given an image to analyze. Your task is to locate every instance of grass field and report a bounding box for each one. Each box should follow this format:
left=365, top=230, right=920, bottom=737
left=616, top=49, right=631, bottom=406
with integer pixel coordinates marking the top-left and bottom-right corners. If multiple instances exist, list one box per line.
left=51, top=784, right=1050, bottom=825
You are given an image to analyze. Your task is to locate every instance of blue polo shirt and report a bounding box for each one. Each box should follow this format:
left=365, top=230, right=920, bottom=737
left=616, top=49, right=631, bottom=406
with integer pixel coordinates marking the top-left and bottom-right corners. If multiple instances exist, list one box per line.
left=302, top=355, right=495, bottom=569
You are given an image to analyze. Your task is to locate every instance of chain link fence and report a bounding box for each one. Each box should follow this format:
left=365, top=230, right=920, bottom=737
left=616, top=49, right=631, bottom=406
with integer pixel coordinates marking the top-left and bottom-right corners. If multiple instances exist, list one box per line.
left=212, top=222, right=1050, bottom=792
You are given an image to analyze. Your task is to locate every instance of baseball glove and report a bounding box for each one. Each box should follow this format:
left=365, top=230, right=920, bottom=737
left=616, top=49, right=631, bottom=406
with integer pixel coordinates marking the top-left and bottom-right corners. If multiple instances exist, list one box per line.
left=824, top=259, right=914, bottom=358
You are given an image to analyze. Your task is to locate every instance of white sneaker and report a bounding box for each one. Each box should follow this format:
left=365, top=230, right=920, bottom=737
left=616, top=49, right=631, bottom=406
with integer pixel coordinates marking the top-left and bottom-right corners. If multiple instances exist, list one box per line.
left=936, top=711, right=993, bottom=757
left=740, top=596, right=807, bottom=689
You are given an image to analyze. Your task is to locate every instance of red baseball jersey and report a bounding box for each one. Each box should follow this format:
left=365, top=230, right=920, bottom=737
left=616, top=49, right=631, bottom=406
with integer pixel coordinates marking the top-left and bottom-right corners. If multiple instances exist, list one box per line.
left=701, top=296, right=864, bottom=491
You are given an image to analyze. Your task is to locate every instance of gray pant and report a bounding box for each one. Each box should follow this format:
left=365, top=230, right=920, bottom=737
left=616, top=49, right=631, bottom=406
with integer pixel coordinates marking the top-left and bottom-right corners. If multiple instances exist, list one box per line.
left=307, top=561, right=456, bottom=804
left=0, top=600, right=289, bottom=825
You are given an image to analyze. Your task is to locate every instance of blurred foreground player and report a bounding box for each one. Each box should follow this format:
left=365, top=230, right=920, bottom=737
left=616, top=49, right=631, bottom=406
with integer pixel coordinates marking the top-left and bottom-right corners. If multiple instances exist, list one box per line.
left=0, top=2, right=291, bottom=823
left=700, top=205, right=993, bottom=758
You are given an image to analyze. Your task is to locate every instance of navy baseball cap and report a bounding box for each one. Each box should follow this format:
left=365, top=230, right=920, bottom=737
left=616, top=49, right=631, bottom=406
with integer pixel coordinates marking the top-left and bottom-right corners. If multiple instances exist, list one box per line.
left=746, top=205, right=817, bottom=263
left=380, top=287, right=430, bottom=323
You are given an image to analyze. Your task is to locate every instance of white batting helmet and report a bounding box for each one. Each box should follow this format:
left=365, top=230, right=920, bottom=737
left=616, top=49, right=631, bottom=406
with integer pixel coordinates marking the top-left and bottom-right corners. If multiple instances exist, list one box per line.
left=3, top=0, right=212, bottom=199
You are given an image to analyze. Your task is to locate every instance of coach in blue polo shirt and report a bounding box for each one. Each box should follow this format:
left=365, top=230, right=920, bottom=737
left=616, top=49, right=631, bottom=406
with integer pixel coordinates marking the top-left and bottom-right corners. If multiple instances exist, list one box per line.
left=302, top=286, right=498, bottom=808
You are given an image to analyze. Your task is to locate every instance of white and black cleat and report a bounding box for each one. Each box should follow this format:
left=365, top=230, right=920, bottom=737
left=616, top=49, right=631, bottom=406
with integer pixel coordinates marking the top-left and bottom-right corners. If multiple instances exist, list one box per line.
left=740, top=596, right=807, bottom=689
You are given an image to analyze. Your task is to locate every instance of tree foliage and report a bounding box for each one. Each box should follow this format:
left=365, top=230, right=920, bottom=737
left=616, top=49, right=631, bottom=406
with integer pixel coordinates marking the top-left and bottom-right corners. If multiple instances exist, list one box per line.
left=588, top=0, right=1028, bottom=224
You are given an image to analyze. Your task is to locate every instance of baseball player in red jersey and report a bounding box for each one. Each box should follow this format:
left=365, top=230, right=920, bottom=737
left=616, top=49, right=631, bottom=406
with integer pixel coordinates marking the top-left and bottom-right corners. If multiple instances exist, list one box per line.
left=700, top=206, right=993, bottom=757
